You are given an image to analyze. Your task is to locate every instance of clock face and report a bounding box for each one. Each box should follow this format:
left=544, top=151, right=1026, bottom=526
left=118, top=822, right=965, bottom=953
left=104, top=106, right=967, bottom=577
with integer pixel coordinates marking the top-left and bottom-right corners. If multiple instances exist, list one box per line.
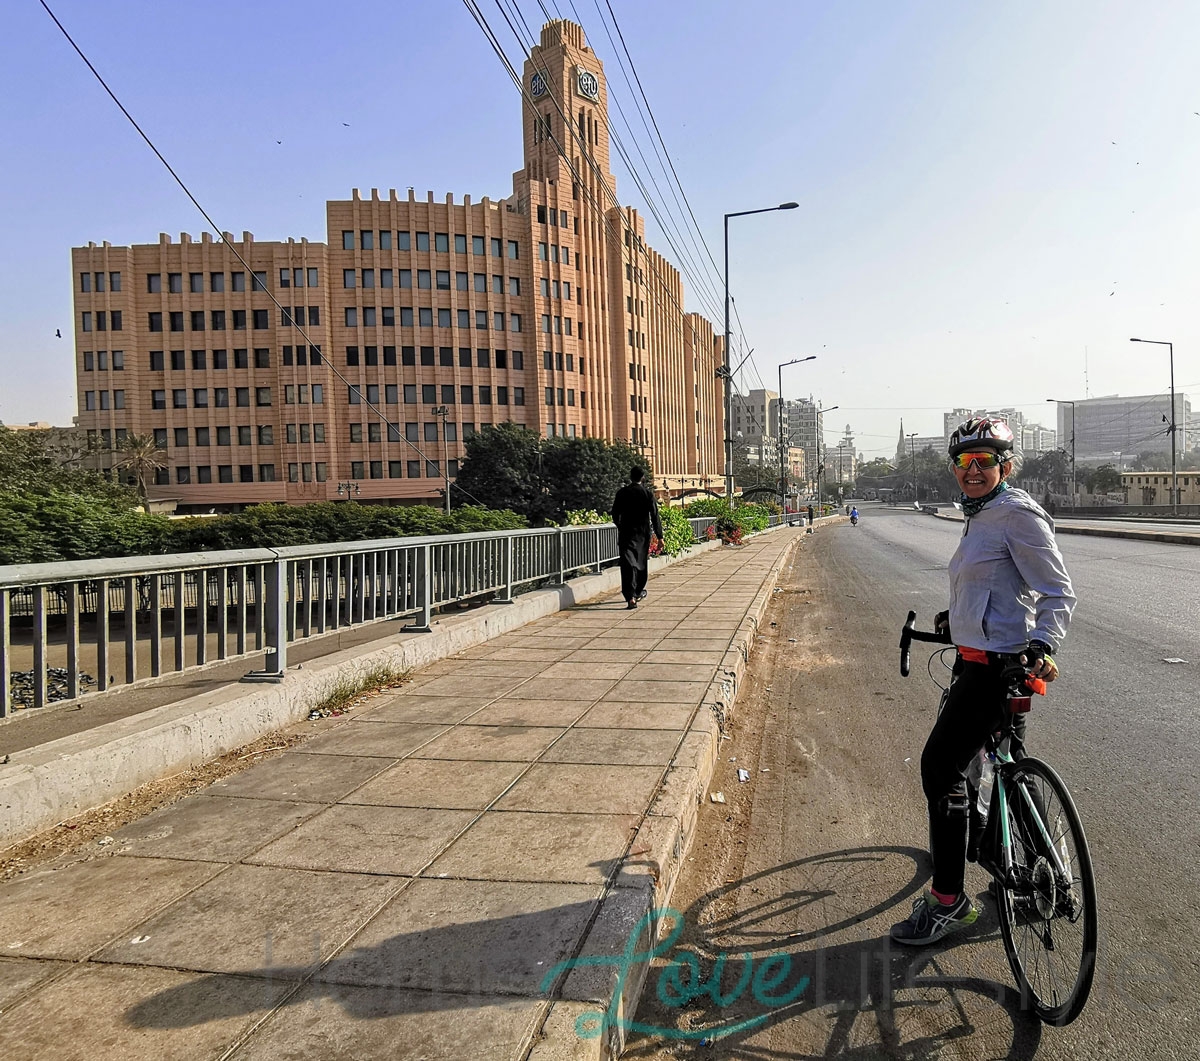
left=531, top=73, right=547, bottom=98
left=577, top=70, right=599, bottom=101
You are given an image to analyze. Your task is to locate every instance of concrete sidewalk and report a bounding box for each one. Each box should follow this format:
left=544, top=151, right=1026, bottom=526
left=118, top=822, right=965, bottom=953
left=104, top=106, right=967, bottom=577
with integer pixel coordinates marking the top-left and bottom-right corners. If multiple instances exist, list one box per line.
left=0, top=527, right=802, bottom=1060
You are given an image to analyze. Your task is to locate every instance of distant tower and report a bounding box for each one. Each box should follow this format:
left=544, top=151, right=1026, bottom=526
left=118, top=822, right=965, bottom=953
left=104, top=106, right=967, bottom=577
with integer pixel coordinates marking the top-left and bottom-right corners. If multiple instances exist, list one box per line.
left=896, top=419, right=906, bottom=464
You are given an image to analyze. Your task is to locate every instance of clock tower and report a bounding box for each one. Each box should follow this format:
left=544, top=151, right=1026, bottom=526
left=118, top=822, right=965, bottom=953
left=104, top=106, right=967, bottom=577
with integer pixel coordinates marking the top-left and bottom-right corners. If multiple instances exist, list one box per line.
left=520, top=20, right=613, bottom=194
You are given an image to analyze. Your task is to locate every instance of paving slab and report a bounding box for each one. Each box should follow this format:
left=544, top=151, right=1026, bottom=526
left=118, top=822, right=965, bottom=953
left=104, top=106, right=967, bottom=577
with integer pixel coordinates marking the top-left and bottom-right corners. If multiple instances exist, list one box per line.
left=575, top=699, right=695, bottom=731
left=0, top=856, right=223, bottom=961
left=561, top=647, right=648, bottom=663
left=501, top=677, right=619, bottom=701
left=464, top=698, right=592, bottom=727
left=299, top=721, right=448, bottom=758
left=110, top=795, right=316, bottom=863
left=496, top=764, right=664, bottom=815
left=342, top=758, right=525, bottom=810
left=537, top=661, right=636, bottom=681
left=206, top=751, right=395, bottom=802
left=422, top=659, right=550, bottom=678
left=426, top=811, right=637, bottom=884
left=0, top=956, right=73, bottom=1009
left=0, top=963, right=290, bottom=1061
left=96, top=863, right=403, bottom=976
left=315, top=879, right=599, bottom=994
left=229, top=984, right=542, bottom=1060
left=599, top=678, right=711, bottom=703
left=540, top=727, right=683, bottom=766
left=411, top=674, right=533, bottom=698
left=246, top=804, right=477, bottom=876
left=355, top=693, right=495, bottom=724
left=413, top=725, right=567, bottom=762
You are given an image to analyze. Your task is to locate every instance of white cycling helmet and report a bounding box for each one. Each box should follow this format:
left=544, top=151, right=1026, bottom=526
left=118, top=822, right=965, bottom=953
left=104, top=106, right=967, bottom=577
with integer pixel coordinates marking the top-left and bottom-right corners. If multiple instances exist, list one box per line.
left=948, top=417, right=1015, bottom=458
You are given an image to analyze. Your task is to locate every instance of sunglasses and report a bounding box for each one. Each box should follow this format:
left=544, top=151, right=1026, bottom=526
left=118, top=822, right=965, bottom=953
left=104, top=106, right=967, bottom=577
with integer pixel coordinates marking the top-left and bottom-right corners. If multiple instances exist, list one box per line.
left=951, top=451, right=1003, bottom=469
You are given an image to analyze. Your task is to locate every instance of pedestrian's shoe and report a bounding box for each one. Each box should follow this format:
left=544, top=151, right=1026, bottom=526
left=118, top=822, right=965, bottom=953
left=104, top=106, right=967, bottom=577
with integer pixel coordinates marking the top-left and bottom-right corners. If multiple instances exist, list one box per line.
left=626, top=599, right=638, bottom=609
left=637, top=590, right=648, bottom=600
left=889, top=892, right=979, bottom=946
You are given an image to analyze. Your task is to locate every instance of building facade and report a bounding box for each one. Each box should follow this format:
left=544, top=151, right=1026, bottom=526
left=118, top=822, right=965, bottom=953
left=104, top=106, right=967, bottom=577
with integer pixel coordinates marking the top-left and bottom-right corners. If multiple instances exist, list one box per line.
left=70, top=20, right=723, bottom=511
left=1057, top=394, right=1192, bottom=465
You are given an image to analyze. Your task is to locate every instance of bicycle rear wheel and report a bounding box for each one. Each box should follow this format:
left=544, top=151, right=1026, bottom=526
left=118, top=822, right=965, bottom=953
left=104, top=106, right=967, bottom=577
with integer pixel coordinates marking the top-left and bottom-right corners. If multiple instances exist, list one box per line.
left=996, top=757, right=1098, bottom=1025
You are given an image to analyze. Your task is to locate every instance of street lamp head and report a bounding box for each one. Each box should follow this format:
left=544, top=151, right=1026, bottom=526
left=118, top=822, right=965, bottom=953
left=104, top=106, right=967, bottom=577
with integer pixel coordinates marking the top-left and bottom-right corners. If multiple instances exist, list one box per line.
left=778, top=202, right=799, bottom=210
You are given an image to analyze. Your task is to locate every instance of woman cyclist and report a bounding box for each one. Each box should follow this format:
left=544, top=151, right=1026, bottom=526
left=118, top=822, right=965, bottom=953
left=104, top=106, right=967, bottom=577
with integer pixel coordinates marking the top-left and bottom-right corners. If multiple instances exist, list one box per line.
left=891, top=417, right=1077, bottom=945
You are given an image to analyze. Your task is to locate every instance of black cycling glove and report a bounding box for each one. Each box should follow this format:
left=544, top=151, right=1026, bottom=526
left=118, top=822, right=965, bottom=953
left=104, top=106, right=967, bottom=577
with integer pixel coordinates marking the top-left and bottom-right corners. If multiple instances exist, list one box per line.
left=1023, top=639, right=1053, bottom=664
left=934, top=610, right=950, bottom=635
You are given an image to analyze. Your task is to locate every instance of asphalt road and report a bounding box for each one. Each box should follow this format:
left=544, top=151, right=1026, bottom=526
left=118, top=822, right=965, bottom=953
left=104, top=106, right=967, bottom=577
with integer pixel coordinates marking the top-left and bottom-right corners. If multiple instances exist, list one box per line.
left=626, top=507, right=1199, bottom=1060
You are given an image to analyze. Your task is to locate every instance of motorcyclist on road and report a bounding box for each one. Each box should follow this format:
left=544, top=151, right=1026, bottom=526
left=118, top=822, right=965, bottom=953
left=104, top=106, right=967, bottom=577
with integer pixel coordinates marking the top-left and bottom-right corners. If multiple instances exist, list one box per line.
left=849, top=506, right=859, bottom=525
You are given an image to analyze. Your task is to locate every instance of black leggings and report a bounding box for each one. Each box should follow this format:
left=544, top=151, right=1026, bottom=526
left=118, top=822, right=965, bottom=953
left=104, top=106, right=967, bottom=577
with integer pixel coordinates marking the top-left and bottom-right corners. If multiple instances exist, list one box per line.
left=921, top=655, right=1027, bottom=897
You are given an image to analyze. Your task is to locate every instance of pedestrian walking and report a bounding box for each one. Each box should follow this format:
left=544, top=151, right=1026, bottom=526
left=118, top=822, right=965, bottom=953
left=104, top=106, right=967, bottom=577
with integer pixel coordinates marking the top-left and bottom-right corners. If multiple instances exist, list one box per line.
left=611, top=466, right=664, bottom=609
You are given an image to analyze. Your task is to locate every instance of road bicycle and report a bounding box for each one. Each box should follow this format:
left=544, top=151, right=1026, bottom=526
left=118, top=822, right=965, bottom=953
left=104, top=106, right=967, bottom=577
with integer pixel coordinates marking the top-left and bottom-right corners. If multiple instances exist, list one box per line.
left=899, top=611, right=1098, bottom=1025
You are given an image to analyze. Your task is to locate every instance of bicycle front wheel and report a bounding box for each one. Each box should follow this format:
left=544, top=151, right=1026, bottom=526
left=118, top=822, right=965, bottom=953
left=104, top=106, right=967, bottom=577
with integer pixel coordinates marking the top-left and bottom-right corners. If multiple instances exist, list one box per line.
left=996, top=756, right=1098, bottom=1025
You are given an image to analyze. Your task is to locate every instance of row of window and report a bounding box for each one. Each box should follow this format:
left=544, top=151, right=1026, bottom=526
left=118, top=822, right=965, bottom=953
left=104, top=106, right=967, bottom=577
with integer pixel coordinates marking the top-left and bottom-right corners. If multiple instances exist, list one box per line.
left=166, top=465, right=279, bottom=485
left=82, top=351, right=124, bottom=371
left=541, top=278, right=573, bottom=299
left=546, top=388, right=584, bottom=408
left=149, top=387, right=290, bottom=409
left=537, top=243, right=572, bottom=264
left=158, top=425, right=283, bottom=448
left=346, top=347, right=525, bottom=370
left=343, top=269, right=522, bottom=295
left=349, top=421, right=454, bottom=443
left=541, top=314, right=574, bottom=335
left=536, top=206, right=570, bottom=227
left=342, top=231, right=518, bottom=258
left=344, top=307, right=523, bottom=332
left=83, top=390, right=124, bottom=411
left=544, top=351, right=583, bottom=372
left=147, top=271, right=274, bottom=294
left=80, top=272, right=122, bottom=292
left=347, top=384, right=526, bottom=407
left=81, top=311, right=122, bottom=332
left=347, top=459, right=457, bottom=480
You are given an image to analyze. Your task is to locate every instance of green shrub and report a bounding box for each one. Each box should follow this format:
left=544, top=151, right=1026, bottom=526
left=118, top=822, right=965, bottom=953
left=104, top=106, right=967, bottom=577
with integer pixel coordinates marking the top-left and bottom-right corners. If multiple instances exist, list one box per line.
left=565, top=508, right=609, bottom=526
left=657, top=506, right=695, bottom=556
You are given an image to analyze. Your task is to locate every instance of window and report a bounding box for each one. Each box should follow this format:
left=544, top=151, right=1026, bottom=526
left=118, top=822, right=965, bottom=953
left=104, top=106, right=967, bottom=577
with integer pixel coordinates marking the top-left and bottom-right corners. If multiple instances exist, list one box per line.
left=511, top=314, right=522, bottom=332
left=176, top=467, right=191, bottom=485
left=509, top=277, right=520, bottom=296
left=152, top=389, right=166, bottom=409
left=189, top=272, right=203, bottom=294
left=232, top=272, right=246, bottom=292
left=413, top=231, right=429, bottom=252
left=459, top=347, right=471, bottom=367
left=400, top=269, right=412, bottom=289
left=254, top=348, right=270, bottom=368
left=514, top=387, right=525, bottom=406
left=250, top=271, right=266, bottom=292
left=255, top=387, right=271, bottom=406
left=454, top=234, right=467, bottom=253
left=149, top=312, right=163, bottom=332
left=363, top=307, right=376, bottom=327
left=83, top=352, right=95, bottom=371
left=508, top=240, right=519, bottom=259
left=396, top=231, right=411, bottom=251
left=385, top=384, right=398, bottom=403
left=258, top=425, right=273, bottom=445
left=473, top=235, right=485, bottom=255
left=360, top=230, right=374, bottom=251
left=111, top=311, right=122, bottom=331
left=438, top=308, right=451, bottom=328
left=169, top=311, right=183, bottom=332
left=192, top=350, right=208, bottom=371
left=308, top=306, right=320, bottom=325
left=494, top=312, right=505, bottom=332
left=211, top=272, right=224, bottom=292
left=259, top=464, right=276, bottom=482
left=348, top=385, right=361, bottom=405
left=343, top=268, right=356, bottom=289
left=308, top=268, right=318, bottom=287
left=418, top=270, right=431, bottom=289
left=81, top=272, right=93, bottom=292
left=215, top=388, right=229, bottom=407
left=343, top=231, right=355, bottom=250
left=441, top=384, right=455, bottom=403
left=475, top=311, right=487, bottom=331
left=479, top=386, right=492, bottom=405
left=233, top=309, right=246, bottom=330
left=288, top=463, right=299, bottom=483
left=351, top=461, right=365, bottom=480
left=538, top=242, right=548, bottom=261
left=236, top=387, right=250, bottom=407
left=417, top=307, right=432, bottom=327
left=84, top=390, right=96, bottom=411
left=420, top=346, right=435, bottom=366
left=218, top=465, right=233, bottom=482
left=422, top=384, right=436, bottom=403
left=192, top=388, right=208, bottom=407
left=426, top=461, right=441, bottom=478
left=435, top=232, right=449, bottom=253
left=211, top=309, right=226, bottom=330
left=546, top=388, right=555, bottom=406
left=195, top=427, right=210, bottom=446
left=436, top=270, right=450, bottom=290
left=381, top=268, right=393, bottom=289
left=439, top=347, right=453, bottom=366
left=379, top=231, right=391, bottom=251
left=497, top=386, right=508, bottom=405
left=461, top=385, right=474, bottom=404
left=491, top=238, right=502, bottom=258
left=492, top=275, right=503, bottom=294
left=170, top=388, right=186, bottom=409
left=345, top=307, right=358, bottom=328
left=252, top=309, right=268, bottom=329
left=169, top=273, right=182, bottom=293
left=404, top=384, right=417, bottom=404
left=240, top=465, right=254, bottom=481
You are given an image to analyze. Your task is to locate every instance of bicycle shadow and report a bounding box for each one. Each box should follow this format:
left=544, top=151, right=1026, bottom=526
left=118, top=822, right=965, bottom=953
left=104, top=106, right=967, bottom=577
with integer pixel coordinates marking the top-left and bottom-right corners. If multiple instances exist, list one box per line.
left=618, top=846, right=1044, bottom=1059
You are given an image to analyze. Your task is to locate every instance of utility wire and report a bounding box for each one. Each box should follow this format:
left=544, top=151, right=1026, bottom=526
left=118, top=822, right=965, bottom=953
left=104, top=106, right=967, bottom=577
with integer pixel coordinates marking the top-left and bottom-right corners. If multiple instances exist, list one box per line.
left=39, top=0, right=493, bottom=505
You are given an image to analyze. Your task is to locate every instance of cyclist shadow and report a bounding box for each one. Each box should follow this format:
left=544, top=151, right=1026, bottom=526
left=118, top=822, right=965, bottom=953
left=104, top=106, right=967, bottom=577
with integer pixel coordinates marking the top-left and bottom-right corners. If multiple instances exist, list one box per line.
left=620, top=845, right=1043, bottom=1060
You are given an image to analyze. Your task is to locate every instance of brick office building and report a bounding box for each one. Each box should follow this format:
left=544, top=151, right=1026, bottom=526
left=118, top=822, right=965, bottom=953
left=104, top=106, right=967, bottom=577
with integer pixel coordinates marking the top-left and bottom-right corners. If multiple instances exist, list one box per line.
left=70, top=20, right=724, bottom=511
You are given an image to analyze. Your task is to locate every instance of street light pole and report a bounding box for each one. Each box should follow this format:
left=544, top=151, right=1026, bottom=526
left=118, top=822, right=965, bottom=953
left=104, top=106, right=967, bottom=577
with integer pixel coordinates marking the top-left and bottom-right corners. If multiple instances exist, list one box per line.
left=431, top=405, right=451, bottom=515
left=906, top=432, right=918, bottom=502
left=816, top=404, right=838, bottom=506
left=723, top=202, right=798, bottom=512
left=777, top=356, right=816, bottom=512
left=1130, top=338, right=1177, bottom=516
left=1046, top=399, right=1076, bottom=507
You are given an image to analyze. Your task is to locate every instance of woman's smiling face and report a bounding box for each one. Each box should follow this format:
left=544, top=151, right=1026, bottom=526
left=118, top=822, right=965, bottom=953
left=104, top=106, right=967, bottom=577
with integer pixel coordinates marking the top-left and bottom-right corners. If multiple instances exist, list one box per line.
left=954, top=451, right=1007, bottom=498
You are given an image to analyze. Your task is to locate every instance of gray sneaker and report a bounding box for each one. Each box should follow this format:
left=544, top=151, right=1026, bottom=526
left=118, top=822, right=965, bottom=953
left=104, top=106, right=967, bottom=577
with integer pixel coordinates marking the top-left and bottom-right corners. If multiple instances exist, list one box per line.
left=890, top=891, right=979, bottom=946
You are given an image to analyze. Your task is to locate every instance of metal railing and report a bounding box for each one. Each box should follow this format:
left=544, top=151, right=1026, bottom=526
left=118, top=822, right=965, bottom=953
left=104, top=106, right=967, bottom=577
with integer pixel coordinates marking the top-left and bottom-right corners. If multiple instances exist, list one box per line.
left=0, top=517, right=748, bottom=716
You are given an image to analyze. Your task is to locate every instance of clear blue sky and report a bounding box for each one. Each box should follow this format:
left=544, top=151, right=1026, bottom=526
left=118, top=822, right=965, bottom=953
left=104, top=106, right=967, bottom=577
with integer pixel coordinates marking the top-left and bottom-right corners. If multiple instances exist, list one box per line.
left=3, top=0, right=1199, bottom=458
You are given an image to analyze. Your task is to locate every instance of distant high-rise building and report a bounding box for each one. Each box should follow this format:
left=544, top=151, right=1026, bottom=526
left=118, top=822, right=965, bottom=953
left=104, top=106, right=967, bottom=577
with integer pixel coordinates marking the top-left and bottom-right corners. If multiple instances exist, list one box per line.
left=1055, top=393, right=1191, bottom=464
left=70, top=20, right=724, bottom=511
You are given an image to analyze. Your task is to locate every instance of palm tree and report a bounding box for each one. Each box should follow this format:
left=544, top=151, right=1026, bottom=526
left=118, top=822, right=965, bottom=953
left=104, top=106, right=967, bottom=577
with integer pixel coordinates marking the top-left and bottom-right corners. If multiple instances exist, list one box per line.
left=116, top=433, right=166, bottom=501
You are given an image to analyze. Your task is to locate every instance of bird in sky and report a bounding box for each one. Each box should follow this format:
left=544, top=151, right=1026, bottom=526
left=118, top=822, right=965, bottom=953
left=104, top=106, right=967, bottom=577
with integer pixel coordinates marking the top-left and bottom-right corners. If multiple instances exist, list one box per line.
left=55, top=328, right=61, bottom=338
left=342, top=122, right=350, bottom=127
left=276, top=140, right=282, bottom=144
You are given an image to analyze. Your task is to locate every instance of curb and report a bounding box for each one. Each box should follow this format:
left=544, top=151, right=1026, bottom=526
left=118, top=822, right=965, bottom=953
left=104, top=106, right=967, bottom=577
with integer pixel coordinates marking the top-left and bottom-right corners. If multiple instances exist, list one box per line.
left=0, top=539, right=727, bottom=850
left=527, top=528, right=803, bottom=1060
